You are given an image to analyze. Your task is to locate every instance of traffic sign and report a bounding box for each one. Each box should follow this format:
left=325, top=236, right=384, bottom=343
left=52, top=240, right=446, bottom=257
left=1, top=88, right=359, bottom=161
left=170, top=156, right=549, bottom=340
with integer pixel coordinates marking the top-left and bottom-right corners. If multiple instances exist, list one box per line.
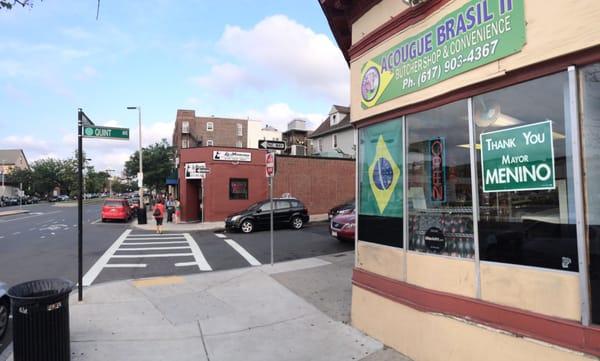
left=258, top=139, right=286, bottom=150
left=266, top=152, right=275, bottom=177
left=83, top=125, right=130, bottom=140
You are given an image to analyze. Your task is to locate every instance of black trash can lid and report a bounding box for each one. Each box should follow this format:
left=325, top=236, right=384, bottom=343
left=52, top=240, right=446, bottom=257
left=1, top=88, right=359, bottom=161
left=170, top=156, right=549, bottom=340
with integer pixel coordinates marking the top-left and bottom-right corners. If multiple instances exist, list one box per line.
left=7, top=278, right=75, bottom=302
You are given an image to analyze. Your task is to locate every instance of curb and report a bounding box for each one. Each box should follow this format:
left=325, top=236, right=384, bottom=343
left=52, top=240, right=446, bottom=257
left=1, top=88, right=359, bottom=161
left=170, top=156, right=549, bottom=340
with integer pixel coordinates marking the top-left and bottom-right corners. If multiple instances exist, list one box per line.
left=0, top=210, right=29, bottom=217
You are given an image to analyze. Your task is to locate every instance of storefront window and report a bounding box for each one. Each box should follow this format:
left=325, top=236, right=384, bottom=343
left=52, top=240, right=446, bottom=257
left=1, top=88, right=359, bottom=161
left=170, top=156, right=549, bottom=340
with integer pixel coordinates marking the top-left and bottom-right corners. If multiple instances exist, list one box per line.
left=475, top=72, right=578, bottom=271
left=358, top=118, right=403, bottom=247
left=407, top=100, right=474, bottom=258
left=580, top=63, right=600, bottom=324
left=229, top=178, right=248, bottom=200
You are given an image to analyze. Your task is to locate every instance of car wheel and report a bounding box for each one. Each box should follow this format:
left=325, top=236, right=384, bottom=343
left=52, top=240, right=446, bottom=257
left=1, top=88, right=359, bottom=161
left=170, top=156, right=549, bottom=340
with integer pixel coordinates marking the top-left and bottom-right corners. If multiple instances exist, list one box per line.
left=291, top=216, right=303, bottom=230
left=0, top=297, right=9, bottom=339
left=240, top=220, right=254, bottom=233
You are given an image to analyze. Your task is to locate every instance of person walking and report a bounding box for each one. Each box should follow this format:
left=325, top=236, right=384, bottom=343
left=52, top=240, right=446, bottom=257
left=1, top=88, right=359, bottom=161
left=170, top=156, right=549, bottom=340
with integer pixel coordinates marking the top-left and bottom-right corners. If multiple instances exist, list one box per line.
left=153, top=198, right=165, bottom=234
left=166, top=196, right=175, bottom=223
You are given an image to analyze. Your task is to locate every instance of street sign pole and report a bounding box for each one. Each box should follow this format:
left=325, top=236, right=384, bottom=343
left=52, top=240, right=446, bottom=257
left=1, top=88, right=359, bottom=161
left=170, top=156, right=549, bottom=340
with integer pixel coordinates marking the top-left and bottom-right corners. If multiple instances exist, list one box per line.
left=77, top=109, right=83, bottom=302
left=270, top=174, right=274, bottom=266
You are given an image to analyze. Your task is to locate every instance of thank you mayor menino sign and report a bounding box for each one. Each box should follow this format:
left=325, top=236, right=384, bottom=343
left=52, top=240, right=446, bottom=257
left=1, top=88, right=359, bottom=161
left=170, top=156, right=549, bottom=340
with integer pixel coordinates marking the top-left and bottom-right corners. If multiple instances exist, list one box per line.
left=360, top=0, right=525, bottom=109
left=480, top=121, right=555, bottom=193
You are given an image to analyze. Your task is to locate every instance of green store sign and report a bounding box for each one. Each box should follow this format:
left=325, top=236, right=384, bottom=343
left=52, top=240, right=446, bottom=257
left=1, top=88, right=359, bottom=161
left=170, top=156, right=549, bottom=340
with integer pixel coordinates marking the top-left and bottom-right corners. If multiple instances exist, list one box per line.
left=360, top=0, right=525, bottom=109
left=480, top=121, right=555, bottom=193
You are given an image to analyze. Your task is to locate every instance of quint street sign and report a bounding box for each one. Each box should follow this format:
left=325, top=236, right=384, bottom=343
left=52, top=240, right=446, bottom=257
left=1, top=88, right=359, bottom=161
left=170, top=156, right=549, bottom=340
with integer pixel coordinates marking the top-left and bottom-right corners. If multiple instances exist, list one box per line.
left=83, top=125, right=130, bottom=140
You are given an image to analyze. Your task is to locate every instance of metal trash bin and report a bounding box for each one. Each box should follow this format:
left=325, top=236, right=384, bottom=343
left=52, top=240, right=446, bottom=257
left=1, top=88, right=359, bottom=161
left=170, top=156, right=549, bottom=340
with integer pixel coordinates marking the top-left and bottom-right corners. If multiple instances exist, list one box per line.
left=7, top=279, right=75, bottom=361
left=137, top=205, right=147, bottom=224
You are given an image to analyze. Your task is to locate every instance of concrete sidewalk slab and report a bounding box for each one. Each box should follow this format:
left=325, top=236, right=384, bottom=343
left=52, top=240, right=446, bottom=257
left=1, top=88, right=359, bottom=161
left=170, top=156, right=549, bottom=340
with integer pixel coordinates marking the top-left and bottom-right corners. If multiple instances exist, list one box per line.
left=0, top=209, right=29, bottom=217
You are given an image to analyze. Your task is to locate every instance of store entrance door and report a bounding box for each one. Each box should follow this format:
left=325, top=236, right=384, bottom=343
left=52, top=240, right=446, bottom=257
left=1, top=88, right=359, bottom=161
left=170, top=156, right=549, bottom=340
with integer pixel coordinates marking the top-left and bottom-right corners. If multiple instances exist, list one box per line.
left=197, top=180, right=203, bottom=223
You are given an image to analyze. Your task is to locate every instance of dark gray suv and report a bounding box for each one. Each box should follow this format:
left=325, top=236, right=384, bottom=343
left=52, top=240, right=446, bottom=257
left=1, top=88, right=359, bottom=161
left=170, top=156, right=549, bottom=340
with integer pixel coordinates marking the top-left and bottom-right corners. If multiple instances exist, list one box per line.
left=225, top=198, right=310, bottom=233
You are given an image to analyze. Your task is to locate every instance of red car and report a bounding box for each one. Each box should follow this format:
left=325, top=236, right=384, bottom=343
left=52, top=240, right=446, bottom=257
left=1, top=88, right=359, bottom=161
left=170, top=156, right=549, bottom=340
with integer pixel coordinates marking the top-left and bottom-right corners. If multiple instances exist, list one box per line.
left=330, top=211, right=355, bottom=242
left=101, top=199, right=132, bottom=222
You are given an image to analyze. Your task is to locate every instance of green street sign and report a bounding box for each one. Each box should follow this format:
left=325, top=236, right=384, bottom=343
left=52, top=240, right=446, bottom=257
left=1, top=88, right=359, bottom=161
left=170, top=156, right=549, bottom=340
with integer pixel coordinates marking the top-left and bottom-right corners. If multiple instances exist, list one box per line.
left=480, top=120, right=555, bottom=193
left=83, top=125, right=130, bottom=140
left=360, top=0, right=525, bottom=109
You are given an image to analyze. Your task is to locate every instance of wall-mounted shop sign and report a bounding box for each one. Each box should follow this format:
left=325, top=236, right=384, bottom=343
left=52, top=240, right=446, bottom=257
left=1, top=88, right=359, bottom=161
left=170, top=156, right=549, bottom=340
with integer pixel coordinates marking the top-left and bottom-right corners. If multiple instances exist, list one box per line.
left=360, top=0, right=525, bottom=109
left=185, top=162, right=208, bottom=179
left=480, top=120, right=555, bottom=192
left=429, top=137, right=446, bottom=202
left=213, top=151, right=252, bottom=162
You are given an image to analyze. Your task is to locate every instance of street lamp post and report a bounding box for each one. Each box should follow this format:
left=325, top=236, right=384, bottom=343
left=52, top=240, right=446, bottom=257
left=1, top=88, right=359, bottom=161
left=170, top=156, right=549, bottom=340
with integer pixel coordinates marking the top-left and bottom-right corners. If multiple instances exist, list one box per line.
left=105, top=169, right=114, bottom=196
left=0, top=159, right=5, bottom=198
left=126, top=106, right=143, bottom=203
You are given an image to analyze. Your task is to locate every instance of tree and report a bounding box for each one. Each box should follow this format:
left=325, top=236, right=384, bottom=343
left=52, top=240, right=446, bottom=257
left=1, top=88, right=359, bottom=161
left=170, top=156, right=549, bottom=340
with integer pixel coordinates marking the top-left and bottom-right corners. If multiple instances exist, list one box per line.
left=124, top=139, right=173, bottom=193
left=0, top=1, right=38, bottom=10
left=5, top=167, right=33, bottom=193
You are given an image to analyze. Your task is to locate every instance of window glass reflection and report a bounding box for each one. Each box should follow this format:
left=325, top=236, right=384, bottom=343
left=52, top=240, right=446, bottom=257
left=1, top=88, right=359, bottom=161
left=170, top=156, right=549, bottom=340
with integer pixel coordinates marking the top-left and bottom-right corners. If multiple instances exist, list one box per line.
left=475, top=72, right=578, bottom=271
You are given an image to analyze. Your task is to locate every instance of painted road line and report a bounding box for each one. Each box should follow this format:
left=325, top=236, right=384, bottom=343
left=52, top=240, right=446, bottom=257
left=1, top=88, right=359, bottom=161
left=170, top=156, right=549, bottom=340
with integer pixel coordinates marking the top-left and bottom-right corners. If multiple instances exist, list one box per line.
left=83, top=229, right=132, bottom=286
left=184, top=233, right=212, bottom=271
left=91, top=219, right=101, bottom=224
left=104, top=264, right=147, bottom=268
left=111, top=253, right=194, bottom=258
left=117, top=246, right=191, bottom=251
left=127, top=233, right=186, bottom=237
left=223, top=239, right=261, bottom=266
left=175, top=261, right=200, bottom=267
left=120, top=237, right=186, bottom=241
left=121, top=241, right=188, bottom=246
left=215, top=233, right=227, bottom=239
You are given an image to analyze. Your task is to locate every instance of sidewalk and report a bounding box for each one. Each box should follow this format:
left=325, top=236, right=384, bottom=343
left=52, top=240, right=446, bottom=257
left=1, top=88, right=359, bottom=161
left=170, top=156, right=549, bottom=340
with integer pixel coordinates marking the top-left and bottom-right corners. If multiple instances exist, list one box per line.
left=132, top=213, right=330, bottom=232
left=3, top=252, right=411, bottom=361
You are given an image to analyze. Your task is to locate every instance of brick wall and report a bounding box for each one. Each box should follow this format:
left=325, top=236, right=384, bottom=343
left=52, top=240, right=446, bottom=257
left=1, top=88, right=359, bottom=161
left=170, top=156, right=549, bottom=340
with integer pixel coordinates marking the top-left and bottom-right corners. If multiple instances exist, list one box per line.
left=273, top=156, right=355, bottom=215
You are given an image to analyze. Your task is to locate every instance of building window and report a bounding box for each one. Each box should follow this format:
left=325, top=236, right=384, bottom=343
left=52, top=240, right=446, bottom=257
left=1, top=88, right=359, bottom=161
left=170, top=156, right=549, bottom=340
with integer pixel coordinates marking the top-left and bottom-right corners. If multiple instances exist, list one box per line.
left=581, top=62, right=600, bottom=324
left=229, top=178, right=248, bottom=200
left=207, top=122, right=214, bottom=132
left=237, top=123, right=243, bottom=136
left=182, top=121, right=189, bottom=134
left=236, top=140, right=243, bottom=148
left=407, top=100, right=473, bottom=258
left=358, top=118, right=403, bottom=247
left=475, top=71, right=577, bottom=271
left=206, top=139, right=213, bottom=146
left=182, top=138, right=189, bottom=149
left=333, top=134, right=338, bottom=148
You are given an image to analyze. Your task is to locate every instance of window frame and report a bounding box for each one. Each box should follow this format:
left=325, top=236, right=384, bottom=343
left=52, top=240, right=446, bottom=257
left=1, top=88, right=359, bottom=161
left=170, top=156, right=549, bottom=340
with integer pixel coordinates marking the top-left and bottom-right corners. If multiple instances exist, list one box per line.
left=206, top=139, right=213, bottom=146
left=207, top=122, right=214, bottom=132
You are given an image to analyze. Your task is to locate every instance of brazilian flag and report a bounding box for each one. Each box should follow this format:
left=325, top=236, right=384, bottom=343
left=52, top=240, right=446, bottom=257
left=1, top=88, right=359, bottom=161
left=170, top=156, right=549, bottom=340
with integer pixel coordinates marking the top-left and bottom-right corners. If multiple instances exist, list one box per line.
left=359, top=119, right=403, bottom=217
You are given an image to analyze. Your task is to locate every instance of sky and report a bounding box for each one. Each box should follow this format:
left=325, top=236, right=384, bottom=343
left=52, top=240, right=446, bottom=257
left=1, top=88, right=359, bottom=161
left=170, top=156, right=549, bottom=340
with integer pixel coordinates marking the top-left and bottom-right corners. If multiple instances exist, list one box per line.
left=0, top=0, right=349, bottom=173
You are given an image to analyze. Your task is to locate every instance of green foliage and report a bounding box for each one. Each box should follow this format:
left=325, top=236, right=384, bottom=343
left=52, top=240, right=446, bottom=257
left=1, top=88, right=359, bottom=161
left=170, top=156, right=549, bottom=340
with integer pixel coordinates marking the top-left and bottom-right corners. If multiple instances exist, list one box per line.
left=124, top=139, right=173, bottom=192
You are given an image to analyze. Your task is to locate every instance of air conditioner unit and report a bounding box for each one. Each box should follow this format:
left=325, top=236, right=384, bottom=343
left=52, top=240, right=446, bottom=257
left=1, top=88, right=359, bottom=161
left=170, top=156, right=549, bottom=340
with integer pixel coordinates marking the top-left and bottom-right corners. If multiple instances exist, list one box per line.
left=290, top=145, right=306, bottom=156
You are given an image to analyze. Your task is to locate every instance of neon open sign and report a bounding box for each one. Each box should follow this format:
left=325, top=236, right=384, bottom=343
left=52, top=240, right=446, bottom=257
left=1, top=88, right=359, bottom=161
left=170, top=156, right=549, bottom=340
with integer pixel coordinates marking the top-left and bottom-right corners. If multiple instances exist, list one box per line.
left=429, top=137, right=446, bottom=202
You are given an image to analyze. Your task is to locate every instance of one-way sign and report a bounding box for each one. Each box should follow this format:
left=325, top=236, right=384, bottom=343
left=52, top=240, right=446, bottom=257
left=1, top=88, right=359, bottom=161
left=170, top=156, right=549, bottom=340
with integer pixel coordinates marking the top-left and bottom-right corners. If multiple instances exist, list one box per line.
left=258, top=140, right=286, bottom=150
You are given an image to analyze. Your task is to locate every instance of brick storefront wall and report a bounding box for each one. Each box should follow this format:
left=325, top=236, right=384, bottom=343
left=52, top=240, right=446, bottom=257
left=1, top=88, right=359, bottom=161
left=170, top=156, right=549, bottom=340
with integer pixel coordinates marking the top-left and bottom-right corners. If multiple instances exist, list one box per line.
left=273, top=156, right=355, bottom=215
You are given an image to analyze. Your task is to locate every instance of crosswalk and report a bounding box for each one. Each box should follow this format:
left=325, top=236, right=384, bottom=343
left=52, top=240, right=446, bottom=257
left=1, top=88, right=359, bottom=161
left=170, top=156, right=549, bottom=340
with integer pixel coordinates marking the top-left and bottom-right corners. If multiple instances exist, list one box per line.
left=83, top=230, right=263, bottom=286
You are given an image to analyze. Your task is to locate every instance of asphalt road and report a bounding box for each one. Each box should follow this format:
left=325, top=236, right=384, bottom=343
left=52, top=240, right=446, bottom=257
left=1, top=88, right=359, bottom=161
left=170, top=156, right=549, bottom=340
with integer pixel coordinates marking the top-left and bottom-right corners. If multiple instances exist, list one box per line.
left=0, top=201, right=353, bottom=354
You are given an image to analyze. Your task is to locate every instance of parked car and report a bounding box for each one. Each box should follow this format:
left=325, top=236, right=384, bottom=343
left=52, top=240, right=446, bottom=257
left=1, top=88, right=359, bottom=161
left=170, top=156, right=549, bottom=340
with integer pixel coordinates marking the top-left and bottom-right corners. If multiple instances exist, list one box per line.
left=225, top=198, right=309, bottom=233
left=330, top=211, right=355, bottom=242
left=101, top=198, right=132, bottom=222
left=47, top=195, right=59, bottom=202
left=6, top=197, right=19, bottom=206
left=0, top=282, right=9, bottom=339
left=58, top=195, right=70, bottom=202
left=328, top=199, right=355, bottom=220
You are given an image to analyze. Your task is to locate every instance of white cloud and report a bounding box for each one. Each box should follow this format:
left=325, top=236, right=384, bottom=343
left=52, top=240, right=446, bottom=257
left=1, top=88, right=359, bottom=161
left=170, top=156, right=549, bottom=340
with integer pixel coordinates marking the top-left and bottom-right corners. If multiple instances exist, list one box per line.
left=191, top=63, right=259, bottom=96
left=215, top=15, right=349, bottom=103
left=75, top=65, right=98, bottom=81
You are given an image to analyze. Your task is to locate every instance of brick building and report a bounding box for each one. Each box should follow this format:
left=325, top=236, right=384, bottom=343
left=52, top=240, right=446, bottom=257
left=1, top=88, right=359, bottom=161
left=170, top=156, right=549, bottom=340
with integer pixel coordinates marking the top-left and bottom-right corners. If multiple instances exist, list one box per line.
left=172, top=109, right=248, bottom=151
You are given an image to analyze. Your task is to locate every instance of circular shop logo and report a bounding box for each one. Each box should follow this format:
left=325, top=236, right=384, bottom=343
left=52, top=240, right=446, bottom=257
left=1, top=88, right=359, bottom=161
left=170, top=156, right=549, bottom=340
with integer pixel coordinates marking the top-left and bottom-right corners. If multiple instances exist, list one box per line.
left=361, top=66, right=380, bottom=102
left=84, top=127, right=94, bottom=136
left=372, top=157, right=394, bottom=190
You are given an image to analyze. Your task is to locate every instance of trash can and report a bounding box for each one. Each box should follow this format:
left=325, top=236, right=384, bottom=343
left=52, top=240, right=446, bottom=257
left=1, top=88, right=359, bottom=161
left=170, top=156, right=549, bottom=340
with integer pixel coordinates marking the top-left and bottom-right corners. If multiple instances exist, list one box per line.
left=7, top=278, right=75, bottom=361
left=137, top=205, right=147, bottom=225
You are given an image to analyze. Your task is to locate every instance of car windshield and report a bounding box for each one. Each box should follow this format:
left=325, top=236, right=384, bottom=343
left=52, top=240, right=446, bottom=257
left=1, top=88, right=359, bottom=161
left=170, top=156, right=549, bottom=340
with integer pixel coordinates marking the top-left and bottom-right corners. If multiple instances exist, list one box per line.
left=246, top=202, right=263, bottom=211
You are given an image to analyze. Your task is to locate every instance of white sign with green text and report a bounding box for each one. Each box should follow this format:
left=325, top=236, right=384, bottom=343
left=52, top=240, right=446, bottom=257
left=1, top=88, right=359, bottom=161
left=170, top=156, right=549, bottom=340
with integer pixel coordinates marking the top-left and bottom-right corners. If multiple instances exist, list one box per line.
left=480, top=120, right=555, bottom=192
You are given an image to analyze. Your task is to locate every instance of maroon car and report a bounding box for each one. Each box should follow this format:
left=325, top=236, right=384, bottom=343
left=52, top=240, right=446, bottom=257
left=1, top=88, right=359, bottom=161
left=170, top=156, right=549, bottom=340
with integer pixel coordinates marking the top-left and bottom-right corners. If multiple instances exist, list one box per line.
left=330, top=211, right=355, bottom=242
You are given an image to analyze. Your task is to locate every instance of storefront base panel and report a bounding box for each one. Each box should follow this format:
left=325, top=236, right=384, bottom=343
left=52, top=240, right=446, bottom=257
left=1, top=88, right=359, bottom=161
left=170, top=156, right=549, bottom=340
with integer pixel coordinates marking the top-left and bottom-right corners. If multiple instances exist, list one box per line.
left=351, top=286, right=594, bottom=361
left=357, top=241, right=405, bottom=281
left=481, top=262, right=581, bottom=321
left=406, top=251, right=475, bottom=298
